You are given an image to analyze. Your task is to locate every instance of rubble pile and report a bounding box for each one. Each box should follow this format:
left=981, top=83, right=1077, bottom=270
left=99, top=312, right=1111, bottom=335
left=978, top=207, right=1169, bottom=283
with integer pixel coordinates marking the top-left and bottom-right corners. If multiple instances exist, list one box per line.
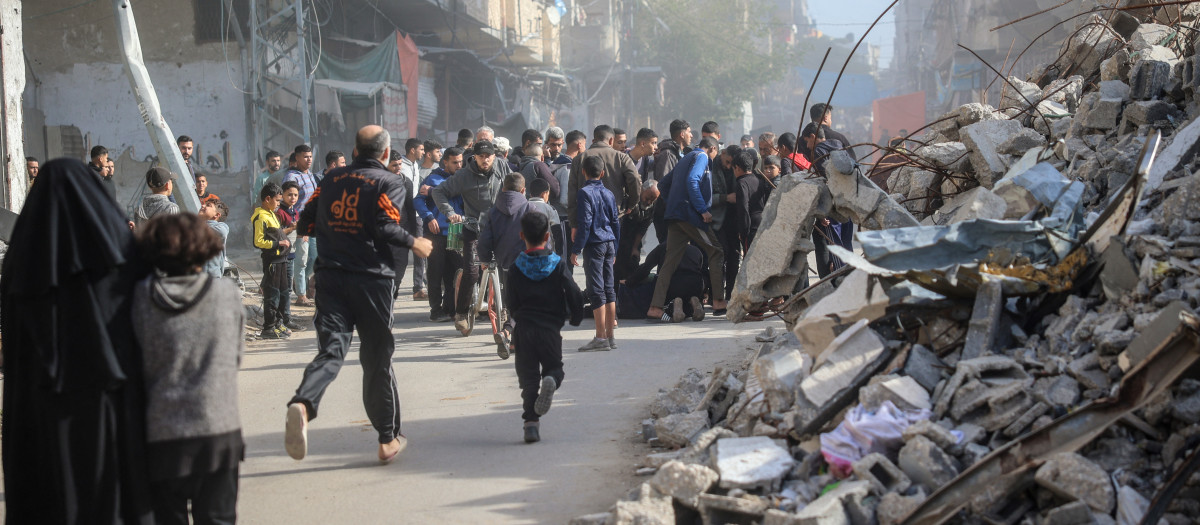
left=575, top=8, right=1200, bottom=525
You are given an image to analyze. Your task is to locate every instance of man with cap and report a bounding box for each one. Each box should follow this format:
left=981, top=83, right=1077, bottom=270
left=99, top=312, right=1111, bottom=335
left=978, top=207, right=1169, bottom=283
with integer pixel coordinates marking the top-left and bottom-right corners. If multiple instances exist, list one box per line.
left=135, top=167, right=180, bottom=228
left=431, top=140, right=506, bottom=334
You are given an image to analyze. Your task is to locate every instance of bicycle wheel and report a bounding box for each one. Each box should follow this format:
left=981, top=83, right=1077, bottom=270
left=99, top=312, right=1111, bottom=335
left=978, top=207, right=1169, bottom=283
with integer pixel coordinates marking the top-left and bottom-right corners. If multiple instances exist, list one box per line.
left=487, top=271, right=511, bottom=359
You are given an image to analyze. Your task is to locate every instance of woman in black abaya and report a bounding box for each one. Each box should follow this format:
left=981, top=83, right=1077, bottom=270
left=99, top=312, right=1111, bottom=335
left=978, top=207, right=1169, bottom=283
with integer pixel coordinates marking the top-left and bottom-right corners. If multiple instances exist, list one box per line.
left=2, top=158, right=154, bottom=524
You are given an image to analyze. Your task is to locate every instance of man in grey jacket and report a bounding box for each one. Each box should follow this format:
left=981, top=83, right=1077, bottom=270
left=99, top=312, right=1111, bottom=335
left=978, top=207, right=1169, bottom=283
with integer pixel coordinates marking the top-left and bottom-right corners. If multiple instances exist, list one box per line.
left=567, top=125, right=640, bottom=234
left=431, top=140, right=505, bottom=333
left=135, top=167, right=181, bottom=228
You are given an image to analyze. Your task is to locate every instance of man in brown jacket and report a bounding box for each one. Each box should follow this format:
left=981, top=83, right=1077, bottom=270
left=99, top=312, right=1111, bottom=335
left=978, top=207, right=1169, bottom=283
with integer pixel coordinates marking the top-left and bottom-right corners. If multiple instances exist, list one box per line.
left=567, top=124, right=641, bottom=231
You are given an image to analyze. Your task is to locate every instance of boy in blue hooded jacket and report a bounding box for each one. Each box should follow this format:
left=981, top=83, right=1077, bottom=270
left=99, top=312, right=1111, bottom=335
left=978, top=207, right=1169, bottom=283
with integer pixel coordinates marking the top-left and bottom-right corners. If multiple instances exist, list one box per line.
left=505, top=211, right=584, bottom=443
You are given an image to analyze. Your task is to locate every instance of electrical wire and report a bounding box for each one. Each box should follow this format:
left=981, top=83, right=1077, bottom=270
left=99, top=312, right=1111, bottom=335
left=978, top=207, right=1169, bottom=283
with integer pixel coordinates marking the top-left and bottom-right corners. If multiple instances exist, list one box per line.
left=307, top=0, right=322, bottom=76
left=222, top=0, right=254, bottom=95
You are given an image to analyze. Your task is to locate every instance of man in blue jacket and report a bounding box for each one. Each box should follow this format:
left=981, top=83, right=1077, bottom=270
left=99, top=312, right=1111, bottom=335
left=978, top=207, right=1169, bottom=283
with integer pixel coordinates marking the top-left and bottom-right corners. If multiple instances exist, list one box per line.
left=414, top=147, right=466, bottom=322
left=647, top=137, right=727, bottom=319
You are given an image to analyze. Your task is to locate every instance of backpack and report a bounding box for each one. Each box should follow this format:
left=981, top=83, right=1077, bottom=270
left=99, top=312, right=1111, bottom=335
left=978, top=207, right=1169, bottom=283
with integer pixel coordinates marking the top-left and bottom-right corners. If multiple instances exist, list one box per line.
left=551, top=163, right=571, bottom=210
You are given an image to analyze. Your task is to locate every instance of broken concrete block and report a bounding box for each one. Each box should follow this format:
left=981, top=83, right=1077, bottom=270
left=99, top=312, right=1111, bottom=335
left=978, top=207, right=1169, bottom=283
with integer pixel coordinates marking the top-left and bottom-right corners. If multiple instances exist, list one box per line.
left=1101, top=49, right=1131, bottom=82
left=877, top=490, right=926, bottom=525
left=1001, top=76, right=1043, bottom=111
left=1130, top=23, right=1173, bottom=52
left=1129, top=59, right=1172, bottom=100
left=898, top=435, right=961, bottom=491
left=956, top=102, right=1001, bottom=127
left=1043, top=501, right=1095, bottom=525
left=1067, top=353, right=1110, bottom=391
left=904, top=345, right=945, bottom=393
left=753, top=350, right=812, bottom=412
left=1082, top=97, right=1125, bottom=130
left=1141, top=44, right=1179, bottom=65
left=793, top=270, right=888, bottom=356
left=961, top=279, right=1004, bottom=360
left=1171, top=378, right=1200, bottom=424
left=852, top=453, right=911, bottom=495
left=934, top=355, right=1031, bottom=417
left=951, top=380, right=1036, bottom=431
left=1042, top=75, right=1085, bottom=113
left=1100, top=240, right=1140, bottom=302
left=1055, top=15, right=1124, bottom=77
left=729, top=178, right=831, bottom=321
left=902, top=419, right=959, bottom=450
left=1002, top=400, right=1049, bottom=437
left=1035, top=452, right=1115, bottom=513
left=613, top=483, right=674, bottom=525
left=801, top=320, right=887, bottom=408
left=698, top=493, right=768, bottom=525
left=645, top=451, right=682, bottom=468
left=915, top=142, right=969, bottom=172
left=929, top=186, right=1007, bottom=225
left=859, top=376, right=932, bottom=412
left=655, top=410, right=710, bottom=448
left=716, top=436, right=796, bottom=490
left=648, top=460, right=719, bottom=509
left=996, top=128, right=1047, bottom=155
left=961, top=119, right=1025, bottom=188
left=1122, top=99, right=1177, bottom=127
left=1035, top=375, right=1081, bottom=407
left=825, top=150, right=920, bottom=231
left=792, top=480, right=870, bottom=525
left=1148, top=117, right=1200, bottom=191
left=1099, top=79, right=1132, bottom=100
left=650, top=369, right=708, bottom=418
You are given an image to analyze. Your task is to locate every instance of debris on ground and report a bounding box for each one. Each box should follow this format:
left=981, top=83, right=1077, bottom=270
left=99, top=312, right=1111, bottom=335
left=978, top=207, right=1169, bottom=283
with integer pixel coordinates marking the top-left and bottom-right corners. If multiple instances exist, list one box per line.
left=574, top=6, right=1200, bottom=524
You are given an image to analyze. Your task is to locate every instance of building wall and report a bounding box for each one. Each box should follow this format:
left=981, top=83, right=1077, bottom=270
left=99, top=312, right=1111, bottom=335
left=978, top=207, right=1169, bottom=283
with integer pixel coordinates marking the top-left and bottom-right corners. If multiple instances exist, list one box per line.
left=23, top=0, right=251, bottom=171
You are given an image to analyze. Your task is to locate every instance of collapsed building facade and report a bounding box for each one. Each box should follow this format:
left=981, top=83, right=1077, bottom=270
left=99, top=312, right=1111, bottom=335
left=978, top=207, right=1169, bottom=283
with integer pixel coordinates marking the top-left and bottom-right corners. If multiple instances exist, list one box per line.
left=572, top=4, right=1200, bottom=525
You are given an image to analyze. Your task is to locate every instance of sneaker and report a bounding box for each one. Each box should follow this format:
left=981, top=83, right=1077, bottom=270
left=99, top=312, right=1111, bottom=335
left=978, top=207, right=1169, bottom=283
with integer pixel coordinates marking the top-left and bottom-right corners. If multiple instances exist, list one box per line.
left=278, top=326, right=293, bottom=338
left=578, top=337, right=611, bottom=352
left=524, top=421, right=540, bottom=443
left=453, top=315, right=470, bottom=334
left=690, top=297, right=706, bottom=322
left=670, top=298, right=685, bottom=323
left=535, top=376, right=557, bottom=415
left=285, top=403, right=308, bottom=460
left=609, top=336, right=617, bottom=350
left=285, top=321, right=307, bottom=332
left=379, top=435, right=408, bottom=464
left=494, top=331, right=512, bottom=360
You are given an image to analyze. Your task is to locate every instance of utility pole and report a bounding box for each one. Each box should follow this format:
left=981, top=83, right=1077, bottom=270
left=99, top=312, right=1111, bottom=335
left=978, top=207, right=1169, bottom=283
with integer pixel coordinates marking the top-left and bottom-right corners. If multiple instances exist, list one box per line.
left=0, top=0, right=26, bottom=211
left=112, top=0, right=200, bottom=213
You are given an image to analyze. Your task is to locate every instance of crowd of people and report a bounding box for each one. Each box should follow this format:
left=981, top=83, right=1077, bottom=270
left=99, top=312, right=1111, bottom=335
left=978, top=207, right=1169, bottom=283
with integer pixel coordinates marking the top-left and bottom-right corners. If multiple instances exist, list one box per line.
left=4, top=102, right=862, bottom=523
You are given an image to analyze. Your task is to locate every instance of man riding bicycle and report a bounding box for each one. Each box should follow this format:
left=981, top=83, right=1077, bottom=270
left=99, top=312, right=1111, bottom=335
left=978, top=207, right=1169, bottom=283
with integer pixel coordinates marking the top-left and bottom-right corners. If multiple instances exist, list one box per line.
left=431, top=140, right=505, bottom=334
left=479, top=172, right=536, bottom=357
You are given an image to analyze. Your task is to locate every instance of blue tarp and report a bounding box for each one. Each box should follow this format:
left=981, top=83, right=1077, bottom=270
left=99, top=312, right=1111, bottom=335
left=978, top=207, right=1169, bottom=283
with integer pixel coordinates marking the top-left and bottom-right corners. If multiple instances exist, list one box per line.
left=795, top=67, right=879, bottom=108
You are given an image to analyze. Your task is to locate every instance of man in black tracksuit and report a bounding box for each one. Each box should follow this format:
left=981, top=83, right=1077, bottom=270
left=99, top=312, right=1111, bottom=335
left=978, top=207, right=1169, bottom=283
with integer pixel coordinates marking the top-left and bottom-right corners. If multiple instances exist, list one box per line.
left=285, top=125, right=434, bottom=464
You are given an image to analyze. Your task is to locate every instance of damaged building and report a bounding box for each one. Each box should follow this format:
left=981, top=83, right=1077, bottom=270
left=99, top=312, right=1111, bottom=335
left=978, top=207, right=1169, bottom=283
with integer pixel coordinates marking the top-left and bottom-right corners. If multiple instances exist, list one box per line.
left=573, top=3, right=1200, bottom=525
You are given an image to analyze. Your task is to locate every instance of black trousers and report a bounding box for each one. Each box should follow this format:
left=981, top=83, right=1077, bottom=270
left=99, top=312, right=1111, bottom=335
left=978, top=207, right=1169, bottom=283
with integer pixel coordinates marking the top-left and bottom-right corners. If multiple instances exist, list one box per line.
left=262, top=260, right=290, bottom=331
left=427, top=234, right=463, bottom=316
left=513, top=323, right=564, bottom=422
left=151, top=467, right=239, bottom=525
left=718, top=226, right=741, bottom=301
left=290, top=269, right=402, bottom=444
left=454, top=229, right=481, bottom=316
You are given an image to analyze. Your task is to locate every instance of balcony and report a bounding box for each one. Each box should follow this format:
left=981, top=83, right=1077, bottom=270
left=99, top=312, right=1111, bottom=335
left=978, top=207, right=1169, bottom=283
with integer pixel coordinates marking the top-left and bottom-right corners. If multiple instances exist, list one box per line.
left=381, top=0, right=561, bottom=68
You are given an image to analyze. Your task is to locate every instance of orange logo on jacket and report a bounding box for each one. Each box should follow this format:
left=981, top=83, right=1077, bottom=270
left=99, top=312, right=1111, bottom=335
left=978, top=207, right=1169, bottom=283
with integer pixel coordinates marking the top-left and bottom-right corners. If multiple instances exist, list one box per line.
left=330, top=189, right=360, bottom=222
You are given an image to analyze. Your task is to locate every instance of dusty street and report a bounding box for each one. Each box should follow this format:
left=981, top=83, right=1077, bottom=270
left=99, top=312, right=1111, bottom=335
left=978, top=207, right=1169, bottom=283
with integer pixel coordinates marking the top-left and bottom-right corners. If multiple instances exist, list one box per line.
left=234, top=280, right=773, bottom=524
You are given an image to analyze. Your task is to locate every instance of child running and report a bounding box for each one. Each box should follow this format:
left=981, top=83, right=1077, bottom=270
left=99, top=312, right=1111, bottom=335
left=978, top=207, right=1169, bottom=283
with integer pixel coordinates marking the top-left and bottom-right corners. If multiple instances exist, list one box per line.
left=506, top=211, right=583, bottom=443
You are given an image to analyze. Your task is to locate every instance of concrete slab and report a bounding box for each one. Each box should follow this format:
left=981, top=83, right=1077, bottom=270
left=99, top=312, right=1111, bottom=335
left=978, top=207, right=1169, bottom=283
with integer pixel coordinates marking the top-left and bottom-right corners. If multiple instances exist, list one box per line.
left=715, top=436, right=796, bottom=490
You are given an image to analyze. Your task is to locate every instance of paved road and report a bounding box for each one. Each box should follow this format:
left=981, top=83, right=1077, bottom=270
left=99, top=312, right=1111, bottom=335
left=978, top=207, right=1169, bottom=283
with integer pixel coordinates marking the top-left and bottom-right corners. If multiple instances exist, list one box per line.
left=235, top=281, right=774, bottom=523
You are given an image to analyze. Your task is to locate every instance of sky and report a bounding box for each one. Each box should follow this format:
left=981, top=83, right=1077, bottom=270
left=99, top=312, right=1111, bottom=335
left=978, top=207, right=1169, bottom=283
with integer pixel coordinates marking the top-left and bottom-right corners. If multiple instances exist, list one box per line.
left=807, top=0, right=897, bottom=69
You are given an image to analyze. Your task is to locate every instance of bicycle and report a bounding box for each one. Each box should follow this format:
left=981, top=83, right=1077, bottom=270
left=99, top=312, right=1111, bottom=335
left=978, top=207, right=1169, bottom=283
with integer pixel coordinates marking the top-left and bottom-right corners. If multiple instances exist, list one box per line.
left=450, top=220, right=511, bottom=360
